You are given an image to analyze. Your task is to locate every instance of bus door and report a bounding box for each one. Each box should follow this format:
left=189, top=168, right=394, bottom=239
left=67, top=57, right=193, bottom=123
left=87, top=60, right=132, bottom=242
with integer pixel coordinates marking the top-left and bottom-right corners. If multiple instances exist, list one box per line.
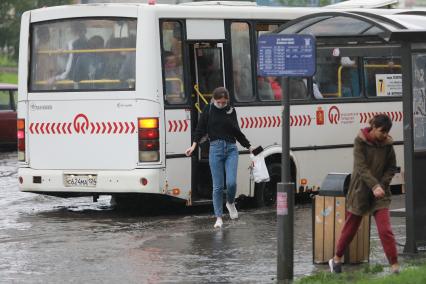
left=190, top=43, right=225, bottom=200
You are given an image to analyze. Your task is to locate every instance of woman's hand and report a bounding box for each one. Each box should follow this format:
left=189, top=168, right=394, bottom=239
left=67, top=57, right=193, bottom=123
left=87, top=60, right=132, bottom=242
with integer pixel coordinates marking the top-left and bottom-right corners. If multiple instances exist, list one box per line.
left=249, top=146, right=254, bottom=154
left=372, top=186, right=385, bottom=199
left=185, top=143, right=197, bottom=157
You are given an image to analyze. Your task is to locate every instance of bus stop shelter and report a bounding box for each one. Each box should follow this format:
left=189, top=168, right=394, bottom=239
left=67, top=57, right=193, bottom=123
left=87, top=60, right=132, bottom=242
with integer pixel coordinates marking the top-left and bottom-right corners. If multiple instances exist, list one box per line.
left=275, top=10, right=426, bottom=254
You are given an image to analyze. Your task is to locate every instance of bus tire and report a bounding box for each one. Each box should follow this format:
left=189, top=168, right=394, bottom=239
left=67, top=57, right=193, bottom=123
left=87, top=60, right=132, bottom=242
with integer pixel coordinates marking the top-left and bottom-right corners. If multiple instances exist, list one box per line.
left=254, top=162, right=281, bottom=208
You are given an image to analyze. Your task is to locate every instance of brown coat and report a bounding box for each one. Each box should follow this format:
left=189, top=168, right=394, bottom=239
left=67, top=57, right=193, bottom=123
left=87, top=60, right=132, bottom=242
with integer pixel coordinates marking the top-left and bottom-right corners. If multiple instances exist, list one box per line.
left=346, top=130, right=396, bottom=216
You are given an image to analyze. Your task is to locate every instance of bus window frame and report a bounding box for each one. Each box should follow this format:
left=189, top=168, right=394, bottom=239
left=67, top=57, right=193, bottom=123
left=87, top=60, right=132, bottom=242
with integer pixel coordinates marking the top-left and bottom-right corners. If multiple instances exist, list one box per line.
left=227, top=20, right=256, bottom=105
left=311, top=45, right=403, bottom=103
left=228, top=19, right=291, bottom=107
left=28, top=16, right=138, bottom=93
left=362, top=56, right=403, bottom=99
left=160, top=19, right=190, bottom=108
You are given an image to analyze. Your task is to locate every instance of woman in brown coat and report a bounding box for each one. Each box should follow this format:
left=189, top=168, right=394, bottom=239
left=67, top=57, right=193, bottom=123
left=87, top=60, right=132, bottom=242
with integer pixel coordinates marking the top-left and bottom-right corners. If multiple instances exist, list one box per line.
left=329, top=114, right=400, bottom=274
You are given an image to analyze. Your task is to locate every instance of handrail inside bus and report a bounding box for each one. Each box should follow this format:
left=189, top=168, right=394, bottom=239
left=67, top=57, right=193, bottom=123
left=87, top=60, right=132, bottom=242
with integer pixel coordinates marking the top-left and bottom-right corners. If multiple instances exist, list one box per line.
left=193, top=84, right=210, bottom=114
left=194, top=102, right=202, bottom=113
left=194, top=84, right=209, bottom=104
left=37, top=48, right=136, bottom=55
left=337, top=64, right=402, bottom=97
left=34, top=79, right=135, bottom=85
left=165, top=77, right=184, bottom=92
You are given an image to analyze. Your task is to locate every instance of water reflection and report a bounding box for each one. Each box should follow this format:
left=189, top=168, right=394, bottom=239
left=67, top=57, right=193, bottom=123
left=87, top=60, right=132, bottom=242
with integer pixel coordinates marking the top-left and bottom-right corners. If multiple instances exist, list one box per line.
left=0, top=151, right=407, bottom=283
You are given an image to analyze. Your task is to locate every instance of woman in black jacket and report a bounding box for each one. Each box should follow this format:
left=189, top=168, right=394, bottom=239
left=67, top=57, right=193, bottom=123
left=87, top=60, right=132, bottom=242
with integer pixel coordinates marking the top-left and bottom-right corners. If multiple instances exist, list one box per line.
left=185, top=87, right=253, bottom=228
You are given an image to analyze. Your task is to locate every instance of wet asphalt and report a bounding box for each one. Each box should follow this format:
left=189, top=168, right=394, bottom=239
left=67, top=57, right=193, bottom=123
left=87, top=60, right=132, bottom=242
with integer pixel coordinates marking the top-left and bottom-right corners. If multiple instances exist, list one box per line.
left=0, top=151, right=408, bottom=283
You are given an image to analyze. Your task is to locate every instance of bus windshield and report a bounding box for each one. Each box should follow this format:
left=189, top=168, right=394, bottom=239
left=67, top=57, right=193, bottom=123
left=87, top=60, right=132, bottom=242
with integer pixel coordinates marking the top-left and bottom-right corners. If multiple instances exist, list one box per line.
left=30, top=18, right=137, bottom=92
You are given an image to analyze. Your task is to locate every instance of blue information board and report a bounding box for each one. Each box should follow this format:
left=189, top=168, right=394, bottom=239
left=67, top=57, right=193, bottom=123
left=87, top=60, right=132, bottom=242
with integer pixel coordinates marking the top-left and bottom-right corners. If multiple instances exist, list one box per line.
left=258, top=34, right=316, bottom=77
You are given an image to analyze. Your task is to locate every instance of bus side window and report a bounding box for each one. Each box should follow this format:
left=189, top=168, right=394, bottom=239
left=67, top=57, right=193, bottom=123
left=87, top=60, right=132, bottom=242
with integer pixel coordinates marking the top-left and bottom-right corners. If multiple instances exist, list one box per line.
left=256, top=22, right=284, bottom=102
left=363, top=57, right=402, bottom=97
left=161, top=21, right=185, bottom=104
left=288, top=78, right=308, bottom=100
left=340, top=57, right=360, bottom=98
left=230, top=22, right=254, bottom=102
left=315, top=56, right=360, bottom=99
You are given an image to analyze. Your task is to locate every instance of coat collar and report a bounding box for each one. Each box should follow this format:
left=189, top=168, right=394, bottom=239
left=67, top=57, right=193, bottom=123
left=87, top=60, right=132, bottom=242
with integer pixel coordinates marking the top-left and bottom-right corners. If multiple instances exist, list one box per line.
left=358, top=128, right=393, bottom=146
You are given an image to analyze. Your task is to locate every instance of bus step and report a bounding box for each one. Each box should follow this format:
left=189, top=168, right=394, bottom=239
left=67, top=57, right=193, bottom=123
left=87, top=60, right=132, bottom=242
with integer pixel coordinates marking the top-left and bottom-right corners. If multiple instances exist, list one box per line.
left=191, top=199, right=212, bottom=206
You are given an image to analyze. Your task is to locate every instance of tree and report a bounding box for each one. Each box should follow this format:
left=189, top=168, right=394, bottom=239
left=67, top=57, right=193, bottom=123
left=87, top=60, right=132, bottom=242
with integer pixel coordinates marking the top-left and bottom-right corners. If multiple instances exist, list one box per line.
left=0, top=0, right=73, bottom=61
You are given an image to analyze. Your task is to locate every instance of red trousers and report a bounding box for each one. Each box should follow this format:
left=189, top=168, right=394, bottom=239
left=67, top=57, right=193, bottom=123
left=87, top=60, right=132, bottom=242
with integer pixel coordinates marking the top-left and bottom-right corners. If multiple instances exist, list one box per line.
left=336, top=208, right=398, bottom=265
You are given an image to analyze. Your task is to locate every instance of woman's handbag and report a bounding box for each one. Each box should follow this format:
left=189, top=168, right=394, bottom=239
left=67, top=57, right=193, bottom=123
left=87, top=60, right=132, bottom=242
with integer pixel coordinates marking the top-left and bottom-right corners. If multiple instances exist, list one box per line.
left=250, top=153, right=270, bottom=183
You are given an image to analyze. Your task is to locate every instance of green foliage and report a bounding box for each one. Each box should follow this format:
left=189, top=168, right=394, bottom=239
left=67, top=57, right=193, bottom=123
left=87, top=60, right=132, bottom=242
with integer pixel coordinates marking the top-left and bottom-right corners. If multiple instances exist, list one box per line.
left=0, top=72, right=18, bottom=84
left=361, top=263, right=384, bottom=274
left=0, top=55, right=17, bottom=67
left=296, top=263, right=426, bottom=284
left=0, top=0, right=73, bottom=60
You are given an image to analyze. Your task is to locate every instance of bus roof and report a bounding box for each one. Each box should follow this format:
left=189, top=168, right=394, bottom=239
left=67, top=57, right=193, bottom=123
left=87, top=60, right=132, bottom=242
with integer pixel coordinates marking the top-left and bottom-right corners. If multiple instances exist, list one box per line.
left=27, top=3, right=414, bottom=24
left=325, top=0, right=399, bottom=9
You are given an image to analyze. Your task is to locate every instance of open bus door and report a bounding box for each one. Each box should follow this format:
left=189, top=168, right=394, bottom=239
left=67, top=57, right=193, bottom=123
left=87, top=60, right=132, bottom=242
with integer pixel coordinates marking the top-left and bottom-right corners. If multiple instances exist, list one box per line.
left=189, top=43, right=225, bottom=202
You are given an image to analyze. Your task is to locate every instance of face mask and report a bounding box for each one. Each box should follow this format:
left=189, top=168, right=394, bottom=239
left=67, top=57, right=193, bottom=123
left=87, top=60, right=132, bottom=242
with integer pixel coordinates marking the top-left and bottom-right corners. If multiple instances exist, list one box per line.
left=214, top=102, right=227, bottom=109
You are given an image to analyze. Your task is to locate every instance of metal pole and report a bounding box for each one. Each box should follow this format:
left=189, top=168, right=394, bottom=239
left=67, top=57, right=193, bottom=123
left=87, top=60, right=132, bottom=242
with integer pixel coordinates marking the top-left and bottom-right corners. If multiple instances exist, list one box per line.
left=401, top=42, right=417, bottom=254
left=277, top=77, right=294, bottom=283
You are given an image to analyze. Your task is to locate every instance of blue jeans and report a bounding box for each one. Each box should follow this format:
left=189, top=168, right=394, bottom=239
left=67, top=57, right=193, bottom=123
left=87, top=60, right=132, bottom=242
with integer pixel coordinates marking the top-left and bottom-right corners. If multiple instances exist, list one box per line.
left=209, top=139, right=239, bottom=217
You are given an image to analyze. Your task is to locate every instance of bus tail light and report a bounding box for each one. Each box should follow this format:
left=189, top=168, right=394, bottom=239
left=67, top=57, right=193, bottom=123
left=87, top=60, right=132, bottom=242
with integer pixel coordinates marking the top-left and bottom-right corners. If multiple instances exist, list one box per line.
left=17, top=119, right=25, bottom=161
left=138, top=117, right=159, bottom=162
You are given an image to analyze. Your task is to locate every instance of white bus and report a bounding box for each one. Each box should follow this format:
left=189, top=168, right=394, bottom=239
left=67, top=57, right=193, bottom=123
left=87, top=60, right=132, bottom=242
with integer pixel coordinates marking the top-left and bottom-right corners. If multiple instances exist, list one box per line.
left=17, top=2, right=405, bottom=206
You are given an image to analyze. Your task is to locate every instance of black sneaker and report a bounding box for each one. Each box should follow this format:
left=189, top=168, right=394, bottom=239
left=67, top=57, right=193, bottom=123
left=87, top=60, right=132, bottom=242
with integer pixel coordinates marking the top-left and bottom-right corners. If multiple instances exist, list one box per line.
left=329, top=258, right=342, bottom=273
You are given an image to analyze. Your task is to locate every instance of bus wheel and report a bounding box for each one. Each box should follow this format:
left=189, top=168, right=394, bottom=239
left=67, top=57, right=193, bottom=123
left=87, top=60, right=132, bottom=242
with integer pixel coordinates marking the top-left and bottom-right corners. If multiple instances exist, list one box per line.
left=254, top=163, right=281, bottom=207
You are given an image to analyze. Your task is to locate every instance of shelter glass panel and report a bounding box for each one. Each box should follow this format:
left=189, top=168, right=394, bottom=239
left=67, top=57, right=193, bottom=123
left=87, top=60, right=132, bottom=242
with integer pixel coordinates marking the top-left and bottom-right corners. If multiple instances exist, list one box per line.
left=301, top=16, right=372, bottom=36
left=162, top=21, right=186, bottom=104
left=231, top=22, right=254, bottom=102
left=412, top=53, right=426, bottom=151
left=363, top=57, right=402, bottom=97
left=279, top=16, right=331, bottom=34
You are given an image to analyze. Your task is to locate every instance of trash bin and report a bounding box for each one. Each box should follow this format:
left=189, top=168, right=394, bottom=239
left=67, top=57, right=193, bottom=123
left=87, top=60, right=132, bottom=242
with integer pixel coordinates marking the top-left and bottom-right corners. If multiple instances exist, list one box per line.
left=313, top=173, right=370, bottom=264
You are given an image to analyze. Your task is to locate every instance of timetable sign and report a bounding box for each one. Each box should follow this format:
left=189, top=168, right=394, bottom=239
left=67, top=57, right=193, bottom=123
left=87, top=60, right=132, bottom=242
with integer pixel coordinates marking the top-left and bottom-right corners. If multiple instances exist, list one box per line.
left=258, top=34, right=316, bottom=77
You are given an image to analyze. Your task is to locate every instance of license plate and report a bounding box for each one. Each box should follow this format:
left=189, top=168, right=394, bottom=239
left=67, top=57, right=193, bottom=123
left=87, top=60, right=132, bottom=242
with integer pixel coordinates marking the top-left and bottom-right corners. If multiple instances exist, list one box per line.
left=64, top=174, right=97, bottom=187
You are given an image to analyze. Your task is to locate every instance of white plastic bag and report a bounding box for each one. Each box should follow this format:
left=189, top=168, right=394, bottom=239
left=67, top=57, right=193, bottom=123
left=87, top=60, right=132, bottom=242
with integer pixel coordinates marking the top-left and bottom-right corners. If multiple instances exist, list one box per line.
left=250, top=154, right=270, bottom=183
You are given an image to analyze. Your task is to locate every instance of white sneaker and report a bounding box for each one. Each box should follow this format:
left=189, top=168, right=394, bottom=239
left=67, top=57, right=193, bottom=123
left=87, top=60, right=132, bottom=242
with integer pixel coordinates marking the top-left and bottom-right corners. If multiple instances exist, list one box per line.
left=214, top=217, right=223, bottom=228
left=226, top=202, right=238, bottom=219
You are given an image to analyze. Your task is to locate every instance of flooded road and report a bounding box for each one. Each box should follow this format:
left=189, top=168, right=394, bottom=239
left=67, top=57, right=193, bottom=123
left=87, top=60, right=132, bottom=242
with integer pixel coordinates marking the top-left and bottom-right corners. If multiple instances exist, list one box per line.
left=0, top=151, right=406, bottom=283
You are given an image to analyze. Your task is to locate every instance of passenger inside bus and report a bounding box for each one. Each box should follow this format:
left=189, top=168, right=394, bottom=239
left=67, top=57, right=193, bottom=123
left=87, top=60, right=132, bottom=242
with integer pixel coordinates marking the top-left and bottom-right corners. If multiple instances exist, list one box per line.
left=231, top=22, right=254, bottom=102
left=340, top=57, right=359, bottom=97
left=161, top=21, right=185, bottom=104
left=257, top=77, right=274, bottom=100
left=104, top=37, right=126, bottom=80
left=269, top=77, right=282, bottom=100
left=34, top=26, right=56, bottom=84
left=313, top=78, right=323, bottom=99
left=315, top=56, right=360, bottom=98
left=197, top=49, right=222, bottom=95
left=73, top=35, right=105, bottom=84
left=53, top=22, right=88, bottom=82
left=257, top=77, right=309, bottom=101
left=232, top=52, right=253, bottom=102
left=289, top=78, right=308, bottom=100
left=164, top=51, right=184, bottom=103
left=118, top=35, right=137, bottom=87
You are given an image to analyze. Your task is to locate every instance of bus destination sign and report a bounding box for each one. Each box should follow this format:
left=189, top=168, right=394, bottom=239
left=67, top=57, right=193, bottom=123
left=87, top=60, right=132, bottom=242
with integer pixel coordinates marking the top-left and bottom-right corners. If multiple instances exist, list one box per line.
left=257, top=34, right=316, bottom=77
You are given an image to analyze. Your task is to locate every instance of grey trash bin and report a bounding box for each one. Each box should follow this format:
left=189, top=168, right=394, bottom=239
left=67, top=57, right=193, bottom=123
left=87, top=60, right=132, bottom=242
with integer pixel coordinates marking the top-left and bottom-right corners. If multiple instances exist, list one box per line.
left=313, top=173, right=370, bottom=264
